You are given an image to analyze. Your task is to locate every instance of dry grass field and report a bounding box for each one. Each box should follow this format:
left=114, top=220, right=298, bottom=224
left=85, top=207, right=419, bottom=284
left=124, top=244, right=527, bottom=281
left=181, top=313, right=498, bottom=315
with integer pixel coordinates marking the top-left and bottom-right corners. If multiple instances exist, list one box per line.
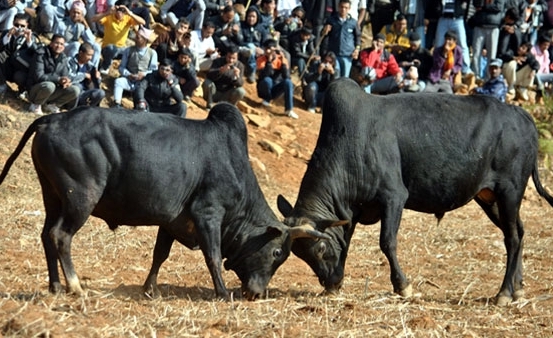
left=1, top=86, right=553, bottom=337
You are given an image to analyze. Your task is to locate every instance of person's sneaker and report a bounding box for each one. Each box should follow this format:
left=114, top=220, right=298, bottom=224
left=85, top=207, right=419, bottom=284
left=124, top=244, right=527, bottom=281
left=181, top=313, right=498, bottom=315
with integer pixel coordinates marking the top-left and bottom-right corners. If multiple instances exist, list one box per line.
left=29, top=103, right=43, bottom=116
left=307, top=108, right=316, bottom=113
left=183, top=95, right=191, bottom=102
left=18, top=91, right=28, bottom=100
left=286, top=110, right=298, bottom=119
left=261, top=100, right=271, bottom=107
left=99, top=68, right=110, bottom=75
left=44, top=104, right=60, bottom=114
left=516, top=87, right=529, bottom=101
left=113, top=102, right=123, bottom=109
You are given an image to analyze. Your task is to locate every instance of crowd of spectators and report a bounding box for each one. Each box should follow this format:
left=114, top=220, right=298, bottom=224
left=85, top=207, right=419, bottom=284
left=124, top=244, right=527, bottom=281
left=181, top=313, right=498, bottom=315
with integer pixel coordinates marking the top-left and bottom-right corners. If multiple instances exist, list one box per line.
left=1, top=0, right=553, bottom=119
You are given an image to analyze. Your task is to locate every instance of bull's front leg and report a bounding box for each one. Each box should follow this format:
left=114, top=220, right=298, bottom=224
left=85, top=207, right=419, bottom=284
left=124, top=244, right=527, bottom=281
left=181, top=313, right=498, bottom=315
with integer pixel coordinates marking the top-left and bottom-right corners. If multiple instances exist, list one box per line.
left=380, top=198, right=412, bottom=297
left=143, top=227, right=175, bottom=298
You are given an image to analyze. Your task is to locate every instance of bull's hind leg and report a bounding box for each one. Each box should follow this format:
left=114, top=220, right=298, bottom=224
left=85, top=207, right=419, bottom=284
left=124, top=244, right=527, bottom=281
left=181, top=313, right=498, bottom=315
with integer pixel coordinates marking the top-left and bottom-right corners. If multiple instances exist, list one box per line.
left=475, top=196, right=524, bottom=306
left=143, top=227, right=175, bottom=298
left=41, top=200, right=64, bottom=294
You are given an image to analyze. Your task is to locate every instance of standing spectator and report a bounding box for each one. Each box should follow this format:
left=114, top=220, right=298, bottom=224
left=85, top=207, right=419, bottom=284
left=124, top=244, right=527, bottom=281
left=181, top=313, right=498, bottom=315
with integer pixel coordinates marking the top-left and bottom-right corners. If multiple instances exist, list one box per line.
left=68, top=42, right=106, bottom=106
left=434, top=0, right=473, bottom=76
left=471, top=58, right=508, bottom=101
left=36, top=0, right=69, bottom=36
left=173, top=47, right=200, bottom=101
left=202, top=45, right=246, bottom=108
left=289, top=27, right=316, bottom=75
left=358, top=33, right=403, bottom=94
left=151, top=18, right=190, bottom=62
left=189, top=20, right=218, bottom=71
left=0, top=0, right=18, bottom=31
left=134, top=58, right=187, bottom=117
left=399, top=0, right=426, bottom=47
left=237, top=6, right=268, bottom=83
left=302, top=51, right=340, bottom=113
left=92, top=0, right=146, bottom=74
left=425, top=30, right=463, bottom=93
left=395, top=32, right=433, bottom=90
left=520, top=0, right=547, bottom=45
left=322, top=0, right=361, bottom=78
left=53, top=0, right=102, bottom=68
left=497, top=7, right=523, bottom=68
left=113, top=26, right=157, bottom=108
left=160, top=0, right=206, bottom=30
left=380, top=13, right=410, bottom=57
left=502, top=41, right=539, bottom=99
left=469, top=0, right=505, bottom=80
left=256, top=39, right=297, bottom=119
left=26, top=34, right=81, bottom=115
left=0, top=13, right=41, bottom=97
left=368, top=0, right=399, bottom=38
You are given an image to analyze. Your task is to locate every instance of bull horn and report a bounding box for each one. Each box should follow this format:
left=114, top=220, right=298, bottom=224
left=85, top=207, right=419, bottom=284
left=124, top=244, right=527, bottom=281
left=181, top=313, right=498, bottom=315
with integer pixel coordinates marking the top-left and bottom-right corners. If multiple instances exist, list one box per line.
left=289, top=224, right=331, bottom=240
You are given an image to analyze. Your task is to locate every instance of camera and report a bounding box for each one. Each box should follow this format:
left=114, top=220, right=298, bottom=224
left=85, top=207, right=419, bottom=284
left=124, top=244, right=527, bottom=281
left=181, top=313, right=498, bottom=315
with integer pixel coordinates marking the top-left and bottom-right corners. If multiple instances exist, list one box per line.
left=404, top=79, right=413, bottom=86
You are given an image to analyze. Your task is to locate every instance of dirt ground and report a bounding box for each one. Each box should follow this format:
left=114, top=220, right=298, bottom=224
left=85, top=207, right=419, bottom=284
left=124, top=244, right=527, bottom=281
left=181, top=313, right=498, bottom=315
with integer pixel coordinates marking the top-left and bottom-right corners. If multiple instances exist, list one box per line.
left=1, top=80, right=553, bottom=337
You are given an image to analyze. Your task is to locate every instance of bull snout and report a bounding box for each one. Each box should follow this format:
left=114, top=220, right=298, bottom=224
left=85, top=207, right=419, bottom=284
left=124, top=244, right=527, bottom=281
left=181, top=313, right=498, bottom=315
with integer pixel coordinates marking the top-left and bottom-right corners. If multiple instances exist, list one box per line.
left=320, top=271, right=344, bottom=293
left=241, top=276, right=267, bottom=301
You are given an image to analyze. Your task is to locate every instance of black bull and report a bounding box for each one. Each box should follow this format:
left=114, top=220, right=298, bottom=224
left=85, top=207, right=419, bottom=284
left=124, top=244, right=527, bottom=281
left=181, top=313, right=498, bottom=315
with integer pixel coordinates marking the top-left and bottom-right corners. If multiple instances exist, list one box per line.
left=0, top=104, right=327, bottom=300
left=278, top=78, right=553, bottom=305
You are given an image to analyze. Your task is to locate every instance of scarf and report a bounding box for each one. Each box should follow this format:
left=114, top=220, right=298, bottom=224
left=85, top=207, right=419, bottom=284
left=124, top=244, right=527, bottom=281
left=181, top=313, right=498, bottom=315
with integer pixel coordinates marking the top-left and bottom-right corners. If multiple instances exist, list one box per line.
left=443, top=42, right=456, bottom=72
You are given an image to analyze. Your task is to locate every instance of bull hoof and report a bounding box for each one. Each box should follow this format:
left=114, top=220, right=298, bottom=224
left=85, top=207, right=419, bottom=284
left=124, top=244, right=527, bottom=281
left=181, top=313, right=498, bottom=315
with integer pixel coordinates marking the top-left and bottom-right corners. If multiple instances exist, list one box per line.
left=399, top=284, right=413, bottom=298
left=513, top=289, right=525, bottom=301
left=495, top=295, right=513, bottom=306
left=143, top=284, right=162, bottom=299
left=49, top=282, right=64, bottom=294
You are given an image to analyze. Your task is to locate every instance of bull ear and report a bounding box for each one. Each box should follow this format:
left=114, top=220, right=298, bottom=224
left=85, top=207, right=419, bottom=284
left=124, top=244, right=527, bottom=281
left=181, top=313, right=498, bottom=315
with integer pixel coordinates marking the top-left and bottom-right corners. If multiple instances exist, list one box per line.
left=289, top=224, right=331, bottom=240
left=319, top=220, right=350, bottom=230
left=277, top=195, right=293, bottom=217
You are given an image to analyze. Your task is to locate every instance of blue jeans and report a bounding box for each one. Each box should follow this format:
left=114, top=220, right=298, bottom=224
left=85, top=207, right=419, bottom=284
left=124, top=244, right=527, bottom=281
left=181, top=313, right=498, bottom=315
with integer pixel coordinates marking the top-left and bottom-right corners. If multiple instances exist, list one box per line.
left=100, top=44, right=125, bottom=71
left=257, top=77, right=294, bottom=111
left=303, top=82, right=325, bottom=109
left=336, top=56, right=353, bottom=78
left=435, top=17, right=472, bottom=74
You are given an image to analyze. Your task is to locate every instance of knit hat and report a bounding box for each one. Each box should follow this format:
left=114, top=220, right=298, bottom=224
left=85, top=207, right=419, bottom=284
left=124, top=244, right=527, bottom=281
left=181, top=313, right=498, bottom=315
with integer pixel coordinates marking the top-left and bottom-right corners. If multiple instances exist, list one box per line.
left=409, top=32, right=421, bottom=42
left=489, top=58, right=503, bottom=68
left=137, top=26, right=154, bottom=41
left=71, top=0, right=86, bottom=15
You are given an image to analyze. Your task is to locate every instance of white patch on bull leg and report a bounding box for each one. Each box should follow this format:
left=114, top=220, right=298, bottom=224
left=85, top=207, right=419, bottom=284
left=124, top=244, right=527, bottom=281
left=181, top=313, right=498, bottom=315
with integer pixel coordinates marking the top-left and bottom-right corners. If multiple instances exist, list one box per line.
left=399, top=283, right=413, bottom=298
left=513, top=289, right=525, bottom=300
left=66, top=275, right=84, bottom=296
left=495, top=295, right=513, bottom=306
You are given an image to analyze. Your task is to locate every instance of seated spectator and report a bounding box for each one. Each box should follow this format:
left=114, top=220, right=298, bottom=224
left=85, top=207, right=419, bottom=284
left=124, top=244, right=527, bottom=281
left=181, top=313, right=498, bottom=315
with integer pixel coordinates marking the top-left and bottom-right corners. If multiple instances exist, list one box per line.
left=289, top=27, right=316, bottom=76
left=151, top=18, right=190, bottom=62
left=36, top=0, right=69, bottom=36
left=202, top=44, right=246, bottom=108
left=92, top=0, right=146, bottom=74
left=0, top=0, right=17, bottom=31
left=237, top=5, right=268, bottom=83
left=532, top=33, right=552, bottom=102
left=0, top=13, right=41, bottom=97
left=53, top=0, right=101, bottom=68
left=134, top=58, right=187, bottom=117
left=256, top=39, right=297, bottom=119
left=160, top=0, right=206, bottom=31
left=424, top=30, right=462, bottom=94
left=502, top=41, right=539, bottom=101
left=471, top=58, right=507, bottom=102
left=358, top=33, right=403, bottom=94
left=189, top=20, right=218, bottom=71
left=113, top=26, right=157, bottom=107
left=381, top=13, right=410, bottom=57
left=173, top=47, right=199, bottom=101
left=395, top=32, right=433, bottom=92
left=68, top=42, right=106, bottom=106
left=210, top=5, right=241, bottom=56
left=26, top=34, right=81, bottom=115
left=302, top=51, right=340, bottom=113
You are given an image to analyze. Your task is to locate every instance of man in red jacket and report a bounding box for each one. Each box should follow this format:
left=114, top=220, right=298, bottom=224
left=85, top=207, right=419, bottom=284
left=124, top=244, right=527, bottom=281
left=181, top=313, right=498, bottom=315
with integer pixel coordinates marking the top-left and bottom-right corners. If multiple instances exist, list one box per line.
left=358, top=33, right=403, bottom=94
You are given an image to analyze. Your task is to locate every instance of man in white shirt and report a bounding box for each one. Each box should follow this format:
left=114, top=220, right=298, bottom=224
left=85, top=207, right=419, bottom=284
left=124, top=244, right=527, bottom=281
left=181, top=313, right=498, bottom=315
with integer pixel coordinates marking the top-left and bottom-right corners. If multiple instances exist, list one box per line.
left=189, top=20, right=217, bottom=71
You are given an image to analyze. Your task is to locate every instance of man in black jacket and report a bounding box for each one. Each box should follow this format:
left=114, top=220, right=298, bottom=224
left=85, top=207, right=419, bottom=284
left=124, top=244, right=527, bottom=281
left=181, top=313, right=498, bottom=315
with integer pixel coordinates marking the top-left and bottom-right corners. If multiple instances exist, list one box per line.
left=27, top=34, right=81, bottom=115
left=134, top=58, right=187, bottom=117
left=202, top=44, right=245, bottom=109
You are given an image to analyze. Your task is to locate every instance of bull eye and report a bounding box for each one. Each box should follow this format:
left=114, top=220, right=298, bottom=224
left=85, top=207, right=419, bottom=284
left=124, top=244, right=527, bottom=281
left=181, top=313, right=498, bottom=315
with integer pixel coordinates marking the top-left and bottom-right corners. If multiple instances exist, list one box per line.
left=273, top=248, right=283, bottom=259
left=317, top=241, right=327, bottom=258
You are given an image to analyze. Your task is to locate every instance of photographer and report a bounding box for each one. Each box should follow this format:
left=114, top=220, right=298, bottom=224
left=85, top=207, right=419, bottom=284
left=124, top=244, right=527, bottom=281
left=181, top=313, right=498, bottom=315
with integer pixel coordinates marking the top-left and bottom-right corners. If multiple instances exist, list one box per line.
left=358, top=33, right=403, bottom=95
left=395, top=32, right=432, bottom=92
left=302, top=51, right=340, bottom=113
left=0, top=13, right=41, bottom=97
left=202, top=44, right=245, bottom=109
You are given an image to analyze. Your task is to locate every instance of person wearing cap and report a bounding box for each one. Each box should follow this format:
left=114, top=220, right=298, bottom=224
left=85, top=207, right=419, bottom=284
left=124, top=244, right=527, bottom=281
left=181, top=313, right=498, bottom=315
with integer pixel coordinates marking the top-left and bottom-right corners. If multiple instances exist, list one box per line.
left=53, top=0, right=102, bottom=68
left=395, top=31, right=433, bottom=91
left=134, top=58, right=187, bottom=117
left=256, top=38, right=298, bottom=119
left=289, top=27, right=316, bottom=76
left=321, top=0, right=361, bottom=78
left=424, top=30, right=462, bottom=94
left=92, top=0, right=146, bottom=74
left=302, top=51, right=340, bottom=113
left=173, top=46, right=199, bottom=101
left=358, top=32, right=403, bottom=94
left=202, top=44, right=246, bottom=109
left=112, top=26, right=157, bottom=108
left=380, top=13, right=410, bottom=57
left=471, top=58, right=507, bottom=102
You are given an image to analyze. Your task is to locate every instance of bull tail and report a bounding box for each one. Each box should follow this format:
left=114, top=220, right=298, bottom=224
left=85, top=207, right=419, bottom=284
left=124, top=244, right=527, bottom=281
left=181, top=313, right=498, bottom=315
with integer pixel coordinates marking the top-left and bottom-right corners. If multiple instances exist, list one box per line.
left=531, top=164, right=553, bottom=207
left=0, top=116, right=47, bottom=185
